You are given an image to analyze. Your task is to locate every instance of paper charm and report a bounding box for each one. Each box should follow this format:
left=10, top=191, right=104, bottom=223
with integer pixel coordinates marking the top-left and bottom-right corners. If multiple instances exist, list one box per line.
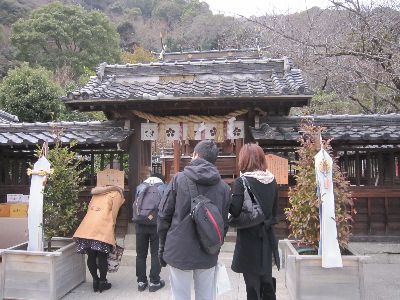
left=141, top=123, right=158, bottom=140
left=165, top=123, right=181, bottom=141
left=205, top=123, right=217, bottom=139
left=194, top=122, right=206, bottom=140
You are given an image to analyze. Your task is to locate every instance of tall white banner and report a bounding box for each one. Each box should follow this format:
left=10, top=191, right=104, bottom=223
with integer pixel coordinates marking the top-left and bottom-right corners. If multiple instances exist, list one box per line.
left=27, top=157, right=51, bottom=251
left=315, top=149, right=343, bottom=268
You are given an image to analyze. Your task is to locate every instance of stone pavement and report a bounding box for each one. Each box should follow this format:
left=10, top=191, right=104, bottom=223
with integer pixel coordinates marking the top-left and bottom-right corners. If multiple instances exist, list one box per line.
left=62, top=242, right=400, bottom=300
left=62, top=252, right=288, bottom=300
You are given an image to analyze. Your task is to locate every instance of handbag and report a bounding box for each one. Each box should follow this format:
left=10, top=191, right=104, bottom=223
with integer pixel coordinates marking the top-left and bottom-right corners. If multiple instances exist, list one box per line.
left=107, top=244, right=124, bottom=273
left=228, top=176, right=265, bottom=229
left=215, top=261, right=231, bottom=295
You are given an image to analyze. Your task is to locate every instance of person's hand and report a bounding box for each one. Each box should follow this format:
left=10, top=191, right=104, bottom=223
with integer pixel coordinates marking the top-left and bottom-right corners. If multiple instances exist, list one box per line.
left=158, top=248, right=167, bottom=267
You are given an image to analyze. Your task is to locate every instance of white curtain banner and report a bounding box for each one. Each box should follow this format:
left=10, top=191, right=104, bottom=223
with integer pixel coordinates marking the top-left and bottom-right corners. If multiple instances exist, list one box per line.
left=141, top=123, right=158, bottom=140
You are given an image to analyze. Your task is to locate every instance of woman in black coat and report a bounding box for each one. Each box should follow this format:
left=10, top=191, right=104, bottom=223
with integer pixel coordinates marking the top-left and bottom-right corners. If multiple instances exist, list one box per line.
left=230, top=143, right=279, bottom=300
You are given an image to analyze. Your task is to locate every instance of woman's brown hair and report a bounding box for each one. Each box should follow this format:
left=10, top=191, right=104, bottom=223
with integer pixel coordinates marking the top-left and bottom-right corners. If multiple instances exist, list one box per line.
left=238, top=143, right=268, bottom=172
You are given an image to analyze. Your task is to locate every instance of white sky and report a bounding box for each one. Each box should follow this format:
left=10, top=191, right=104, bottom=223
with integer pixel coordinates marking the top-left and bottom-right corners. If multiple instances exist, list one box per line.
left=202, top=0, right=332, bottom=17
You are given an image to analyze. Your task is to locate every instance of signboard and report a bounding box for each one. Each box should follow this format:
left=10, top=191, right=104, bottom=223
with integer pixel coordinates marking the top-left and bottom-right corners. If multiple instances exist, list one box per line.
left=265, top=154, right=288, bottom=185
left=7, top=194, right=29, bottom=203
left=97, top=169, right=125, bottom=189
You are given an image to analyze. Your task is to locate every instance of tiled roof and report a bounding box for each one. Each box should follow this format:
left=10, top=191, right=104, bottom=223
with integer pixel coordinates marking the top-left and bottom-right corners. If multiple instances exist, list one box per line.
left=0, top=110, right=19, bottom=123
left=66, top=57, right=312, bottom=101
left=161, top=48, right=268, bottom=61
left=0, top=121, right=132, bottom=147
left=251, top=114, right=400, bottom=143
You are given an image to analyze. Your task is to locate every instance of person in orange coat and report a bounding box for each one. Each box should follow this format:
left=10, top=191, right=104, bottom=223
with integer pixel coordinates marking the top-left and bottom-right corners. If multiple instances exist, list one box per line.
left=73, top=185, right=125, bottom=293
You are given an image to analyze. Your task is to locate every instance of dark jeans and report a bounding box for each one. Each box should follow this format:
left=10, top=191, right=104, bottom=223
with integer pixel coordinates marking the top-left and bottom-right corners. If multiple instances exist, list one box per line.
left=136, top=231, right=161, bottom=284
left=243, top=273, right=276, bottom=300
left=87, top=249, right=108, bottom=281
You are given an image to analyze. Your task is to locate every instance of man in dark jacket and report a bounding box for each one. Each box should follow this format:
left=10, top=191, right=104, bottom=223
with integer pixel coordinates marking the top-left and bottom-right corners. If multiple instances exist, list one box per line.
left=158, top=140, right=231, bottom=300
left=134, top=173, right=166, bottom=292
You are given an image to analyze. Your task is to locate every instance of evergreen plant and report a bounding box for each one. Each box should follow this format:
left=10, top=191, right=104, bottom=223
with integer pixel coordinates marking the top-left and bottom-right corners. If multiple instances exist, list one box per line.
left=285, top=120, right=354, bottom=249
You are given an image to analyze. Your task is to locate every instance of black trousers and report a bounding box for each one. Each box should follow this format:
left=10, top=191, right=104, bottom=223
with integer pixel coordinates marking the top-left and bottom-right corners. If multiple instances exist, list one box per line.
left=243, top=273, right=276, bottom=300
left=87, top=249, right=108, bottom=281
left=136, top=230, right=161, bottom=284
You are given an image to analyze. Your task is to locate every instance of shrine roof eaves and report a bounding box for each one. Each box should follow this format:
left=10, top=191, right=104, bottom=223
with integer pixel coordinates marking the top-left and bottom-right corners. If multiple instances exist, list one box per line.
left=0, top=110, right=19, bottom=123
left=64, top=57, right=312, bottom=104
left=0, top=120, right=132, bottom=147
left=251, top=114, right=400, bottom=144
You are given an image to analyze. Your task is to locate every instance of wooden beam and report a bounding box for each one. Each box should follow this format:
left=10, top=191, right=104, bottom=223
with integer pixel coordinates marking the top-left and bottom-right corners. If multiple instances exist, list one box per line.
left=173, top=140, right=181, bottom=175
left=128, top=116, right=142, bottom=219
left=355, top=151, right=361, bottom=186
left=235, top=139, right=243, bottom=176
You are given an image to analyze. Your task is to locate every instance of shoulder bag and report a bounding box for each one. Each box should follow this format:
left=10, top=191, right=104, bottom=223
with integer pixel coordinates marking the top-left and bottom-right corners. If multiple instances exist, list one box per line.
left=228, top=176, right=265, bottom=229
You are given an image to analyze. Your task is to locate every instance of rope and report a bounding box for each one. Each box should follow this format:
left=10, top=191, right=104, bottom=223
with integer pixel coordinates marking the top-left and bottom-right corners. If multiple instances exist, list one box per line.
left=132, top=109, right=248, bottom=124
left=27, top=168, right=54, bottom=176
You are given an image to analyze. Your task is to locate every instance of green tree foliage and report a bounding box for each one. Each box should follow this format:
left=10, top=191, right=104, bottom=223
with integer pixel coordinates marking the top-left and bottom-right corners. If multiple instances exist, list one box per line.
left=125, top=0, right=156, bottom=17
left=0, top=0, right=28, bottom=25
left=117, top=21, right=136, bottom=49
left=41, top=141, right=84, bottom=247
left=285, top=121, right=354, bottom=249
left=0, top=63, right=63, bottom=122
left=11, top=2, right=121, bottom=77
left=152, top=0, right=184, bottom=27
left=121, top=47, right=156, bottom=63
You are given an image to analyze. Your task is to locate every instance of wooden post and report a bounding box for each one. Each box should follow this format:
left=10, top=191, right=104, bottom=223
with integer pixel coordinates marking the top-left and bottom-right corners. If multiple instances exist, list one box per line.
left=173, top=140, right=181, bottom=175
left=366, top=151, right=371, bottom=186
left=389, top=151, right=395, bottom=186
left=235, top=139, right=243, bottom=176
left=244, top=109, right=254, bottom=144
left=90, top=152, right=95, bottom=186
left=355, top=151, right=361, bottom=186
left=378, top=152, right=384, bottom=186
left=128, top=117, right=142, bottom=219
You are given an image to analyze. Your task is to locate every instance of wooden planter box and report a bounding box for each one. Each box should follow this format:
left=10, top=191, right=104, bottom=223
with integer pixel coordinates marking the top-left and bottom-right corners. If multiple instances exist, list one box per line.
left=0, top=237, right=85, bottom=300
left=279, top=239, right=369, bottom=300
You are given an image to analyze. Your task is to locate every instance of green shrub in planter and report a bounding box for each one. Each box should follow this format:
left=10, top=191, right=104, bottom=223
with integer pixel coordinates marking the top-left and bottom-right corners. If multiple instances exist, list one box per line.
left=285, top=120, right=354, bottom=249
left=39, top=141, right=85, bottom=249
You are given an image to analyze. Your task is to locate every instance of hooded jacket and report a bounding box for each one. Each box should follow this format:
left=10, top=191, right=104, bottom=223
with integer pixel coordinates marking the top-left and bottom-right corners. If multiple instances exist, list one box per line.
left=73, top=186, right=125, bottom=246
left=157, top=158, right=231, bottom=270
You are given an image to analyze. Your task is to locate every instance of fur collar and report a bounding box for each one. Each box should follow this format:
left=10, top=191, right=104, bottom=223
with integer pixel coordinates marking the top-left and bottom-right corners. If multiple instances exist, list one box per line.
left=241, top=170, right=275, bottom=184
left=91, top=185, right=124, bottom=197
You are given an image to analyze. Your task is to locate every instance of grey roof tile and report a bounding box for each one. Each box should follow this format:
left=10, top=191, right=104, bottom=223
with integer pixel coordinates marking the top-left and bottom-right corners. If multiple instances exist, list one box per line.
left=0, top=110, right=19, bottom=123
left=251, top=114, right=400, bottom=143
left=66, top=58, right=312, bottom=101
left=0, top=121, right=132, bottom=147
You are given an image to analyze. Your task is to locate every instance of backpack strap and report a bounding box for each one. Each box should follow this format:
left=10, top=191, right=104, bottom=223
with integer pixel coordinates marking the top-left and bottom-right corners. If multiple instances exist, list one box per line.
left=184, top=175, right=200, bottom=211
left=136, top=183, right=150, bottom=210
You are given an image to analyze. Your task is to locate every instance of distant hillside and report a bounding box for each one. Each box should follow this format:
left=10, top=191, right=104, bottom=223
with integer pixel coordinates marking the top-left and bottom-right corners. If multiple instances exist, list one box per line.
left=1, top=0, right=399, bottom=114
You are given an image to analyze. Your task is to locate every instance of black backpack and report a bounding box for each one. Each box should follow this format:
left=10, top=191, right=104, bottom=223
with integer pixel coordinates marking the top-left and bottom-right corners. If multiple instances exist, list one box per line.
left=132, top=182, right=163, bottom=225
left=186, top=176, right=224, bottom=255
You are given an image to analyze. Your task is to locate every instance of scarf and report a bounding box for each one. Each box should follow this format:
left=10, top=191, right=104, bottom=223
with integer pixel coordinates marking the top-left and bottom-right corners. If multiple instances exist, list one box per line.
left=240, top=170, right=275, bottom=184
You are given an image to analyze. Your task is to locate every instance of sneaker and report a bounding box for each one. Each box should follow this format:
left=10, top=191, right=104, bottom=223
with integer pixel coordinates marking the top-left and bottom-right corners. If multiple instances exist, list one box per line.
left=138, top=281, right=148, bottom=292
left=149, top=280, right=165, bottom=292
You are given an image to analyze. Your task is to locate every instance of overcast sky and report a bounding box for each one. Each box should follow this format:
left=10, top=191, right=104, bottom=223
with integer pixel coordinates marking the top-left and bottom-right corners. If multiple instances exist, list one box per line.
left=202, top=0, right=332, bottom=16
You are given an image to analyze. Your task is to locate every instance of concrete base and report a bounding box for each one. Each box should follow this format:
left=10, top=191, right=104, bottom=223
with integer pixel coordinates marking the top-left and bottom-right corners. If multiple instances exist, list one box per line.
left=348, top=242, right=400, bottom=264
left=279, top=239, right=369, bottom=300
left=1, top=238, right=85, bottom=300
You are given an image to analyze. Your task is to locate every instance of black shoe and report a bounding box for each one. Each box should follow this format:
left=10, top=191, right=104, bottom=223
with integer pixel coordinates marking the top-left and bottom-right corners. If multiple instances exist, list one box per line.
left=99, top=280, right=112, bottom=293
left=149, top=280, right=165, bottom=292
left=93, top=279, right=99, bottom=292
left=138, top=281, right=148, bottom=292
